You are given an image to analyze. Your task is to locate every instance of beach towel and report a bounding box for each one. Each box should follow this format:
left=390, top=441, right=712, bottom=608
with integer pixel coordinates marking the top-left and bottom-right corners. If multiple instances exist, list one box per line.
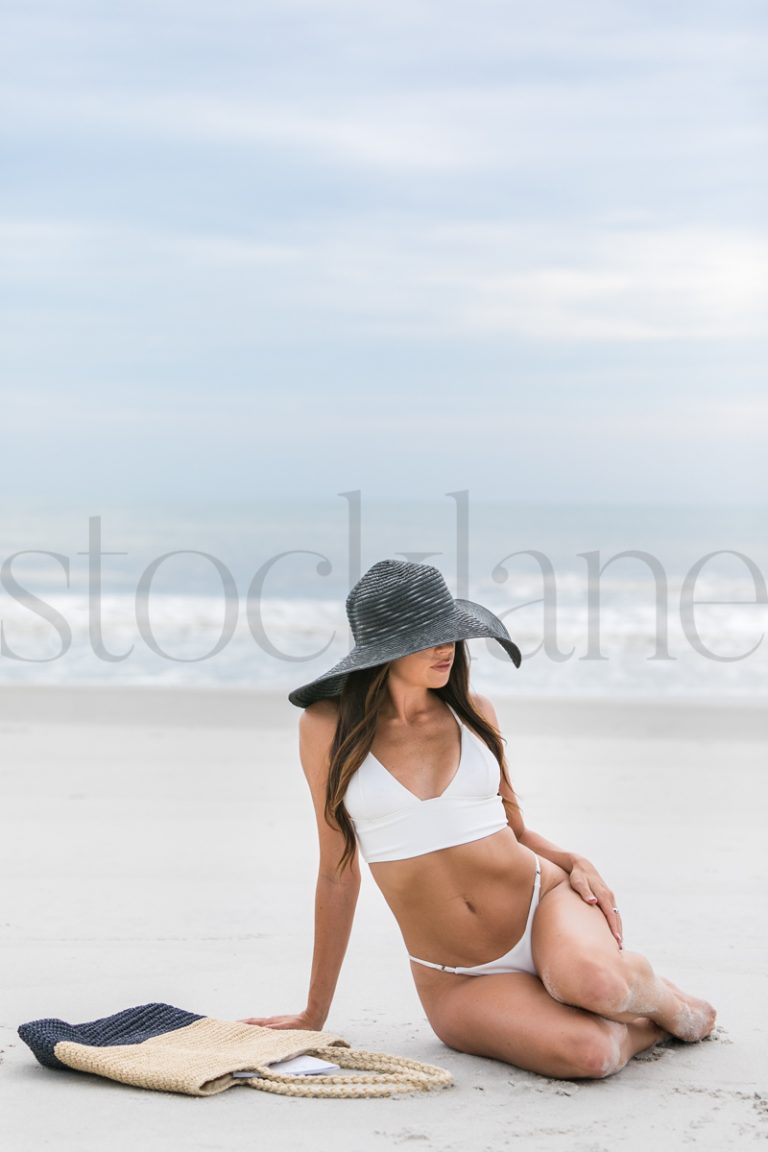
left=18, top=1002, right=453, bottom=1098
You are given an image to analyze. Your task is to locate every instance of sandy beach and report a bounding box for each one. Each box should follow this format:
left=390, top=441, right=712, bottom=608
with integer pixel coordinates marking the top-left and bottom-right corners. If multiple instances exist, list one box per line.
left=1, top=686, right=766, bottom=1151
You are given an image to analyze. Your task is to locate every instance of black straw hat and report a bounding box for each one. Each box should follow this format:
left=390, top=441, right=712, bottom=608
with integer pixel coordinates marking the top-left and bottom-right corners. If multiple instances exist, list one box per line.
left=288, top=559, right=522, bottom=708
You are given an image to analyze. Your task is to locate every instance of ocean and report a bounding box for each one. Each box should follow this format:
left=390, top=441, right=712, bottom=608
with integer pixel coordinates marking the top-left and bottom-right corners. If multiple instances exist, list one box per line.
left=1, top=496, right=766, bottom=701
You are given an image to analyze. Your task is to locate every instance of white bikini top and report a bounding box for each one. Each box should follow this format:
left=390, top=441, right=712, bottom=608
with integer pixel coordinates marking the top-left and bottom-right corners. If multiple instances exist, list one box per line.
left=343, top=701, right=509, bottom=864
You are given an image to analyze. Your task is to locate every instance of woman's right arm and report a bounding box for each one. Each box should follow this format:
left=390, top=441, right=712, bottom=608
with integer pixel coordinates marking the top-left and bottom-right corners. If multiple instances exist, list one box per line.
left=240, top=701, right=361, bottom=1031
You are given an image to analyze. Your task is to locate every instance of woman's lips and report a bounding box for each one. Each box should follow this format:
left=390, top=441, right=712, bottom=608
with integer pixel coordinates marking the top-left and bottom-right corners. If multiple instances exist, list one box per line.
left=432, top=661, right=451, bottom=670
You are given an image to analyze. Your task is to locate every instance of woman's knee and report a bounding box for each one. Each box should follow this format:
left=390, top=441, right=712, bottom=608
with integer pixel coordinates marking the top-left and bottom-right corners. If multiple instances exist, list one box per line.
left=423, top=982, right=628, bottom=1080
left=542, top=955, right=632, bottom=1016
left=564, top=1019, right=626, bottom=1080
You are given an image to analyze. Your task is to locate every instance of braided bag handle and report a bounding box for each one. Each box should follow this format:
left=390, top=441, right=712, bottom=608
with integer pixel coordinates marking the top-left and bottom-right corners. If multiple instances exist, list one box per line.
left=244, top=1046, right=453, bottom=1098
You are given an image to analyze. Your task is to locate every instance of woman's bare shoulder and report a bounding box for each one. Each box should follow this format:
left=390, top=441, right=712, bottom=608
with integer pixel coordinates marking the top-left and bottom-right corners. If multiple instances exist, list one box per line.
left=469, top=692, right=501, bottom=729
left=295, top=700, right=339, bottom=787
left=298, top=698, right=340, bottom=754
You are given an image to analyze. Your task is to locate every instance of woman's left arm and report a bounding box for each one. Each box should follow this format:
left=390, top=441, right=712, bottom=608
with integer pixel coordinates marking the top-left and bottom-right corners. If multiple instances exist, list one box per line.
left=472, top=693, right=623, bottom=950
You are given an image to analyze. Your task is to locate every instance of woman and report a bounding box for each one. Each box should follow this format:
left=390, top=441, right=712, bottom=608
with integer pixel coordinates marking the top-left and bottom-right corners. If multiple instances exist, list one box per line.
left=243, top=559, right=716, bottom=1079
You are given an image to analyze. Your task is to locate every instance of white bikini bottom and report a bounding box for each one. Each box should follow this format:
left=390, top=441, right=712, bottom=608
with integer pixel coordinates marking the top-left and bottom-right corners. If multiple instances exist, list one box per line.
left=408, top=855, right=541, bottom=977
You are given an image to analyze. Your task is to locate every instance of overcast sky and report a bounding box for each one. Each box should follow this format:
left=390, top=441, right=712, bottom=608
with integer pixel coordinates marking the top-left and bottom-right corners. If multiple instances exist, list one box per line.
left=2, top=1, right=766, bottom=510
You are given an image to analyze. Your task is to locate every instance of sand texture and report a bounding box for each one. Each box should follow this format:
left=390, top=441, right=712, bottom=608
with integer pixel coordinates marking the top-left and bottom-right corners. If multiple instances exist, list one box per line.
left=1, top=687, right=766, bottom=1150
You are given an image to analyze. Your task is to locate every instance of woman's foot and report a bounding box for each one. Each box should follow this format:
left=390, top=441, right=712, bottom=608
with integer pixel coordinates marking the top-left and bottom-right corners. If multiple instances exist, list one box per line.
left=658, top=976, right=716, bottom=1042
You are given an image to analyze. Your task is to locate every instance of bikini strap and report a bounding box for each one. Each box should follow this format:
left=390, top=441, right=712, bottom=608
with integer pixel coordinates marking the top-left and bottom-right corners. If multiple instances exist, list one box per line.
left=443, top=701, right=462, bottom=726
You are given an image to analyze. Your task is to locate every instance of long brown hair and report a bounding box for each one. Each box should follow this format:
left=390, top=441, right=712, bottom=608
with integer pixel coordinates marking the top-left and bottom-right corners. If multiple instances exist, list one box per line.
left=324, top=640, right=521, bottom=874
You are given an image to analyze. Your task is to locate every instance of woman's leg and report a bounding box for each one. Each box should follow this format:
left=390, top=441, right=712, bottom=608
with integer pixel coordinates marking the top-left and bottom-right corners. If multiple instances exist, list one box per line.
left=532, top=878, right=716, bottom=1042
left=417, top=970, right=666, bottom=1080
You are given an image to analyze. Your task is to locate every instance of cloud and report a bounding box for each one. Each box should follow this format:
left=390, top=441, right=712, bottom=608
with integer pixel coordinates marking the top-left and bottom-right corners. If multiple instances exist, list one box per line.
left=426, top=225, right=768, bottom=342
left=4, top=70, right=763, bottom=178
left=1, top=3, right=766, bottom=508
left=2, top=215, right=766, bottom=346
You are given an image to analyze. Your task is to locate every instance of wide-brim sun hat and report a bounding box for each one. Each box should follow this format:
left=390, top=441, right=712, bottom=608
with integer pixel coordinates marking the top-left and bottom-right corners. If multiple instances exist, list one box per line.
left=288, top=559, right=522, bottom=708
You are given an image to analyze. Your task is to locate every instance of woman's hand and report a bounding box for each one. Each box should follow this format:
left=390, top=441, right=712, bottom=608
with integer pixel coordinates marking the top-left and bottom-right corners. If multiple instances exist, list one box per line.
left=238, top=1009, right=326, bottom=1031
left=568, top=855, right=623, bottom=949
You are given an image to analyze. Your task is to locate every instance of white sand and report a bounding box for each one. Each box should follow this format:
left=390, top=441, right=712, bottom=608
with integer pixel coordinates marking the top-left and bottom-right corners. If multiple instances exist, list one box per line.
left=1, top=687, right=766, bottom=1151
